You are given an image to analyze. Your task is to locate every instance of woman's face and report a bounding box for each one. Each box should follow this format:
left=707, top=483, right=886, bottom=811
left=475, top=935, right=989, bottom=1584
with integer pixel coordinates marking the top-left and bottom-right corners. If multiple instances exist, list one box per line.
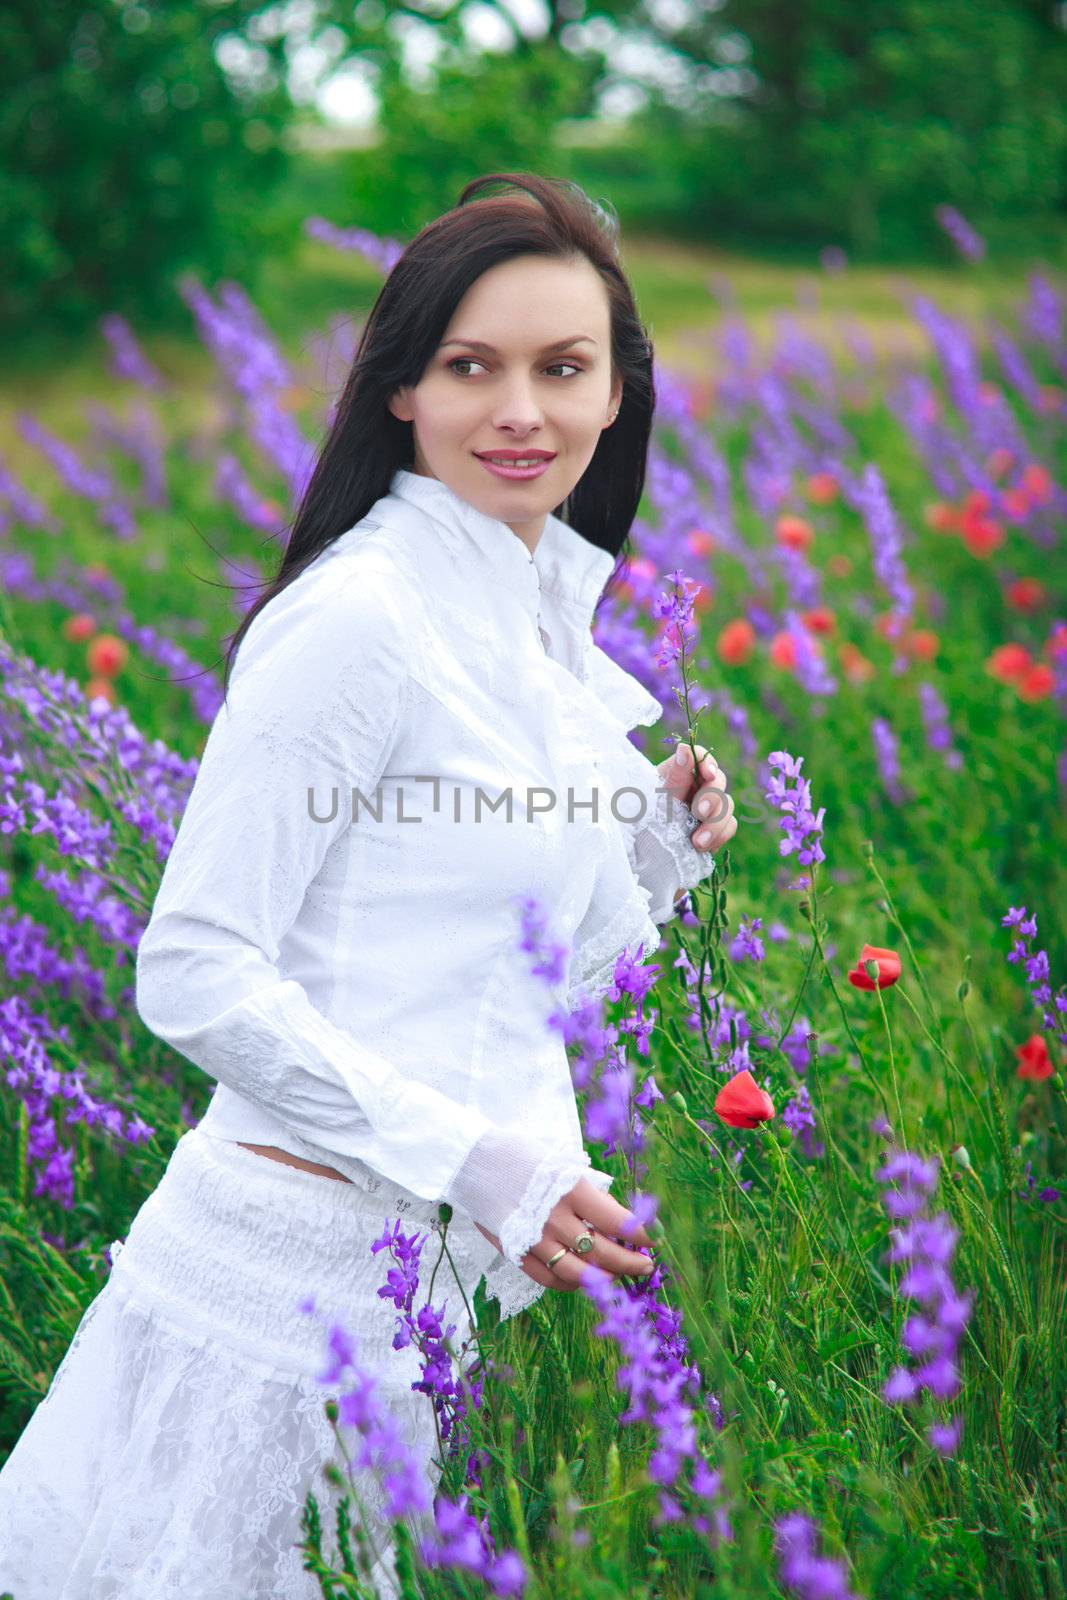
left=387, top=254, right=623, bottom=552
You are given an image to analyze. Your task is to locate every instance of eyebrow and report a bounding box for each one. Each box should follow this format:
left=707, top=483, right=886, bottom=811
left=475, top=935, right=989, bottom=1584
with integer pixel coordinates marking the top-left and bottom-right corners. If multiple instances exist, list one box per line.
left=439, top=335, right=598, bottom=354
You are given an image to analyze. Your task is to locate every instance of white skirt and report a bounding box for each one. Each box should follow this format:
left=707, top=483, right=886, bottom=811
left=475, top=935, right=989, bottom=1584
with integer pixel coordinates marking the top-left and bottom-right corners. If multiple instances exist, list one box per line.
left=0, top=1125, right=479, bottom=1599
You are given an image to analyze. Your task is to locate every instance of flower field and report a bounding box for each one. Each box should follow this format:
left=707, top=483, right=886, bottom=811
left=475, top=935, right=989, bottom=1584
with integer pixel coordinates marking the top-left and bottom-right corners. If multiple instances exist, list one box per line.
left=0, top=231, right=1065, bottom=1599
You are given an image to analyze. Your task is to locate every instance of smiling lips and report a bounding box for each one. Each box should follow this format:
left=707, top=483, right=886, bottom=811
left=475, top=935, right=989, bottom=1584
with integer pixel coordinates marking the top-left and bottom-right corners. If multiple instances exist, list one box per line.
left=474, top=452, right=556, bottom=480
left=474, top=450, right=556, bottom=462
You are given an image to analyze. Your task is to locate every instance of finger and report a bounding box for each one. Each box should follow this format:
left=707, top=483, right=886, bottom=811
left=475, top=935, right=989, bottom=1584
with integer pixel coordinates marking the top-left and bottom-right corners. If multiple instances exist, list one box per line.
left=540, top=1245, right=644, bottom=1292
left=523, top=1249, right=578, bottom=1291
left=569, top=1179, right=655, bottom=1250
left=692, top=786, right=734, bottom=831
left=669, top=743, right=711, bottom=779
left=693, top=813, right=738, bottom=851
left=549, top=1203, right=655, bottom=1279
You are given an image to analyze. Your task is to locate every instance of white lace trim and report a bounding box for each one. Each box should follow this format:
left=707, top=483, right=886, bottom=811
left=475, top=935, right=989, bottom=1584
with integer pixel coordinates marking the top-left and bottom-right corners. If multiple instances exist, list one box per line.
left=565, top=880, right=663, bottom=1012
left=498, top=1148, right=595, bottom=1267
left=648, top=789, right=719, bottom=897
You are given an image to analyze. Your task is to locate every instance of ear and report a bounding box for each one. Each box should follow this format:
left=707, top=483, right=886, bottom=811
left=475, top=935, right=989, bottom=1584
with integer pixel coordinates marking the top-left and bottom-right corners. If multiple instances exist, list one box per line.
left=607, top=375, right=623, bottom=423
left=387, top=386, right=413, bottom=424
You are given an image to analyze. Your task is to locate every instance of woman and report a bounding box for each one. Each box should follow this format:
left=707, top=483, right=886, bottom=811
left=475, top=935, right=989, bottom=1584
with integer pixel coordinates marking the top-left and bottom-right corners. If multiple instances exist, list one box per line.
left=0, top=172, right=736, bottom=1598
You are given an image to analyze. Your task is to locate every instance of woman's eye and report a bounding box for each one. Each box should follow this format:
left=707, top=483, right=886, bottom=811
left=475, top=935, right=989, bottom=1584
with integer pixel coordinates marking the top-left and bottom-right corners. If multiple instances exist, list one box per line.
left=446, top=358, right=584, bottom=379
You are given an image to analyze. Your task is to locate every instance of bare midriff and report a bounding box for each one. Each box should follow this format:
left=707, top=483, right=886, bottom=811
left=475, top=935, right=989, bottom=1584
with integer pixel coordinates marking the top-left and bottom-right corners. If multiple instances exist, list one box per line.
left=236, top=1142, right=352, bottom=1184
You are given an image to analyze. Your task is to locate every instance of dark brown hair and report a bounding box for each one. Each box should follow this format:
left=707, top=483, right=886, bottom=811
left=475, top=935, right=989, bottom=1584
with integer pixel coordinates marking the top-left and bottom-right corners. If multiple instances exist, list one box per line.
left=220, top=172, right=656, bottom=698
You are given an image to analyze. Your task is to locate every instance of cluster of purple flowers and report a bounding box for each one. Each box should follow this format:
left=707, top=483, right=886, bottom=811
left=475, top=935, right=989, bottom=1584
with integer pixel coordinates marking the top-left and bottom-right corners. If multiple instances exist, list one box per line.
left=1002, top=905, right=1067, bottom=1044
left=782, top=1084, right=823, bottom=1160
left=934, top=204, right=987, bottom=262
left=652, top=568, right=701, bottom=669
left=764, top=749, right=826, bottom=879
left=516, top=892, right=730, bottom=1537
left=16, top=414, right=135, bottom=540
left=99, top=313, right=166, bottom=391
left=580, top=1261, right=730, bottom=1538
left=728, top=916, right=765, bottom=964
left=774, top=1511, right=863, bottom=1600
left=918, top=682, right=964, bottom=771
left=783, top=608, right=838, bottom=696
left=304, top=215, right=405, bottom=274
left=301, top=1304, right=526, bottom=1595
left=178, top=276, right=315, bottom=503
left=871, top=716, right=911, bottom=807
left=371, top=1217, right=484, bottom=1457
left=876, top=1150, right=973, bottom=1456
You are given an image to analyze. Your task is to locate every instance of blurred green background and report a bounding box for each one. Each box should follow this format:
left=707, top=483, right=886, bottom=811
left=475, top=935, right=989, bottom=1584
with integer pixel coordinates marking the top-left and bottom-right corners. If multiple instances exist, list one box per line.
left=4, top=0, right=1067, bottom=364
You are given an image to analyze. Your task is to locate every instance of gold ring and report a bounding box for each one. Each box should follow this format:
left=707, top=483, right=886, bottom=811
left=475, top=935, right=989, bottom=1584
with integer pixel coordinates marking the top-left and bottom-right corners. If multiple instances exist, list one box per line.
left=572, top=1229, right=595, bottom=1256
left=545, top=1247, right=568, bottom=1270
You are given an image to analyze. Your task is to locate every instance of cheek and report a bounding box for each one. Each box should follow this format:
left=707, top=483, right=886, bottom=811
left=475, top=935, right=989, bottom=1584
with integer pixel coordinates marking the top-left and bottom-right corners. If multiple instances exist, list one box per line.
left=416, top=379, right=481, bottom=430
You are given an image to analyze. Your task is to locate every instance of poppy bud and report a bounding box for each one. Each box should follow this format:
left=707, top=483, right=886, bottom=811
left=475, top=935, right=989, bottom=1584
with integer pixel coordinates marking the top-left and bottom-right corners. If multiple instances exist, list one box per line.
left=847, top=944, right=902, bottom=990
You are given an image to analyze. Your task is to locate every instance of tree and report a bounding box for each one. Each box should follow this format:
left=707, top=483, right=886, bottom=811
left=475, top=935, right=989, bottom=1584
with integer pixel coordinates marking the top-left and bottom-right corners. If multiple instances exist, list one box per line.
left=1, top=2, right=291, bottom=334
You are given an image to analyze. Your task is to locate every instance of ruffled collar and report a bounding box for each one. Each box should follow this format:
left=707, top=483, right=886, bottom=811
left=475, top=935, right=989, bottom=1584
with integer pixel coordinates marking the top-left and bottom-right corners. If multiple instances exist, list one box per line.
left=388, top=467, right=616, bottom=629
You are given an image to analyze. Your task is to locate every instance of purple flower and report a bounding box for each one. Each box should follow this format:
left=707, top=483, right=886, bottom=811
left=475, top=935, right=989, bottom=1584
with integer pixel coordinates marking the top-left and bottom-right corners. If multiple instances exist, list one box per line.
left=782, top=1085, right=823, bottom=1160
left=728, top=916, right=765, bottom=963
left=774, top=1511, right=862, bottom=1599
left=875, top=1148, right=974, bottom=1453
left=764, top=750, right=826, bottom=872
left=934, top=205, right=986, bottom=262
left=1001, top=905, right=1067, bottom=1042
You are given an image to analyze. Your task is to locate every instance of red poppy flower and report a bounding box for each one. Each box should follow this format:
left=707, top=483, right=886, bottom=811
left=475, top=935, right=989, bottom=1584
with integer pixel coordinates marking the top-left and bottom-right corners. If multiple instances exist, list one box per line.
left=1005, top=578, right=1046, bottom=613
left=1015, top=1034, right=1054, bottom=1081
left=1016, top=663, right=1055, bottom=702
left=714, top=1070, right=775, bottom=1129
left=805, top=472, right=838, bottom=506
left=1001, top=488, right=1031, bottom=524
left=961, top=515, right=1005, bottom=559
left=86, top=634, right=129, bottom=678
left=986, top=643, right=1033, bottom=684
left=769, top=631, right=798, bottom=671
left=847, top=944, right=902, bottom=991
left=717, top=618, right=756, bottom=666
left=925, top=502, right=961, bottom=535
left=85, top=676, right=117, bottom=707
left=1020, top=463, right=1053, bottom=506
left=801, top=607, right=836, bottom=635
left=905, top=628, right=940, bottom=663
left=63, top=612, right=97, bottom=643
left=838, top=642, right=876, bottom=684
left=775, top=514, right=814, bottom=552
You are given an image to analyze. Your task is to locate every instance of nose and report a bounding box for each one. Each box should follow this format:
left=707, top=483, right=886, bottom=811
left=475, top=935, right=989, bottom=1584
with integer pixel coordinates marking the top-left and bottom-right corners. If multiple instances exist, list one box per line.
left=489, top=384, right=545, bottom=435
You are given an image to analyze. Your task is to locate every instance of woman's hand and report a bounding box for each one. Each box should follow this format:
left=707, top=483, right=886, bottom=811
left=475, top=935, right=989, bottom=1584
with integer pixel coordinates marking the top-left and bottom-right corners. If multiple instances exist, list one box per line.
left=472, top=1176, right=656, bottom=1292
left=657, top=742, right=737, bottom=854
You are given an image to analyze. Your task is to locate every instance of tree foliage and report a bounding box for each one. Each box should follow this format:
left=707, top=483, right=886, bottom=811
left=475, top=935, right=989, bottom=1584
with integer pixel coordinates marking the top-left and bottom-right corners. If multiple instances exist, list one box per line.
left=0, top=3, right=291, bottom=334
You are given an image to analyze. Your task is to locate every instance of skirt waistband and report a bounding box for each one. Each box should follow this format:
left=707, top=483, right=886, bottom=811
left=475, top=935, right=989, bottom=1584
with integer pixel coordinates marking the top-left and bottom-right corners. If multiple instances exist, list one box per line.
left=108, top=1127, right=473, bottom=1379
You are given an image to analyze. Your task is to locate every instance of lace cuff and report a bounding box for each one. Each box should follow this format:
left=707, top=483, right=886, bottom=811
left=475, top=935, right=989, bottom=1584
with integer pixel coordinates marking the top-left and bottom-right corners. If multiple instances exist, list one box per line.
left=629, top=788, right=718, bottom=924
left=442, top=1124, right=614, bottom=1268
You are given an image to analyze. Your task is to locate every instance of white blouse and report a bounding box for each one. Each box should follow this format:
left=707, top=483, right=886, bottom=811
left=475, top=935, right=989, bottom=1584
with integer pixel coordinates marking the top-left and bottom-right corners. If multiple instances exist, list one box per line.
left=134, top=467, right=717, bottom=1321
